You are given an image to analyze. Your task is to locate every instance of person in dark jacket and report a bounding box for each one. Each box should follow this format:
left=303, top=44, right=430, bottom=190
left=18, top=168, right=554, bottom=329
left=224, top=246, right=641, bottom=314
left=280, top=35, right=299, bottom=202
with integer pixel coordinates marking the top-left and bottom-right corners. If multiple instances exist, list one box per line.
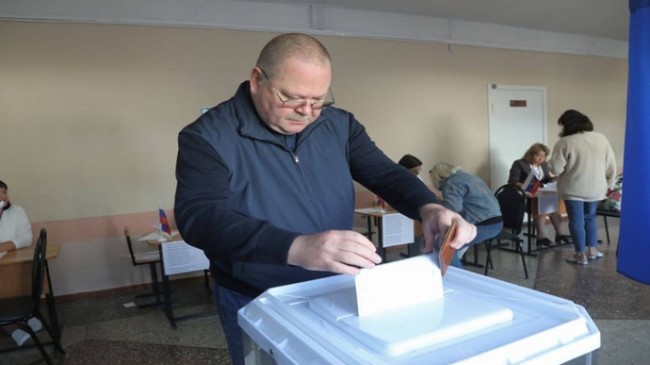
left=174, top=33, right=476, bottom=365
left=508, top=143, right=571, bottom=246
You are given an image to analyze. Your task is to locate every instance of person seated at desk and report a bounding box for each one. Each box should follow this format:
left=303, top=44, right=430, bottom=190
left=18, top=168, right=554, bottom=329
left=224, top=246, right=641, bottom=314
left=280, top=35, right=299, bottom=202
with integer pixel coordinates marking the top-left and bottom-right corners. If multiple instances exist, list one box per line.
left=0, top=179, right=43, bottom=346
left=398, top=154, right=424, bottom=180
left=508, top=143, right=571, bottom=246
left=0, top=180, right=32, bottom=252
left=398, top=154, right=425, bottom=254
left=429, top=163, right=503, bottom=268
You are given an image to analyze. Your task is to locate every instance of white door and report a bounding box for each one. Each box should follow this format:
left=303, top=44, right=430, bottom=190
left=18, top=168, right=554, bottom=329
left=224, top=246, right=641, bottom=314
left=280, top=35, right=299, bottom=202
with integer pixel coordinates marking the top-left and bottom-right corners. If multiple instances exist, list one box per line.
left=488, top=84, right=547, bottom=191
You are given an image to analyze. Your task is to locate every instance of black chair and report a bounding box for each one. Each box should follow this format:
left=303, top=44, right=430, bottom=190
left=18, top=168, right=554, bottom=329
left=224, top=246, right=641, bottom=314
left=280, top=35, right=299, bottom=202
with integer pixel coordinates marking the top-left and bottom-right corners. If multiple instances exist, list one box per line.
left=596, top=207, right=620, bottom=245
left=484, top=184, right=529, bottom=279
left=125, top=226, right=164, bottom=307
left=0, top=228, right=65, bottom=364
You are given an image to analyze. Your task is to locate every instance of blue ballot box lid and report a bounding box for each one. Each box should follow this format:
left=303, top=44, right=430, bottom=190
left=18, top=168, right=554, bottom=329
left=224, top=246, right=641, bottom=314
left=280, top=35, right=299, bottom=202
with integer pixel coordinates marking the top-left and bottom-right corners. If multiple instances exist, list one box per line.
left=238, top=255, right=600, bottom=365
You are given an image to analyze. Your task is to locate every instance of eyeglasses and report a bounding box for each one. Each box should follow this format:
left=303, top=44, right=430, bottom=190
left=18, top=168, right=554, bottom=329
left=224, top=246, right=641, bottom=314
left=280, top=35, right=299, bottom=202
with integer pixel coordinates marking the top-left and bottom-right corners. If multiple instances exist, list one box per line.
left=259, top=68, right=335, bottom=110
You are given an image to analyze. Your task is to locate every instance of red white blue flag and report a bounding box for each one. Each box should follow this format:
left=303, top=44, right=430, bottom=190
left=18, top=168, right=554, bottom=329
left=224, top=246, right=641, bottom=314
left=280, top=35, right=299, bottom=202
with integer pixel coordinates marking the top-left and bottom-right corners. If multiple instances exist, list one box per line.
left=159, top=208, right=172, bottom=235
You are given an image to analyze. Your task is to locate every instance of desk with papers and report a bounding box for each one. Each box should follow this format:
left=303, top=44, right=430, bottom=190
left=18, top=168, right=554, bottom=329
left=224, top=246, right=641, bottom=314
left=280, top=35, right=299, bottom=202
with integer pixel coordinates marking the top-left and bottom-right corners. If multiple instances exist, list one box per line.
left=354, top=207, right=414, bottom=260
left=143, top=235, right=215, bottom=329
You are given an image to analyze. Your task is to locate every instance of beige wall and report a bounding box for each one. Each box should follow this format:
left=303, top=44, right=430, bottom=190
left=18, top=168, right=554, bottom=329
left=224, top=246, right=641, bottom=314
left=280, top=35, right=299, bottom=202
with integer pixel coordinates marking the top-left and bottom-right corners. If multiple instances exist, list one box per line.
left=0, top=21, right=627, bottom=295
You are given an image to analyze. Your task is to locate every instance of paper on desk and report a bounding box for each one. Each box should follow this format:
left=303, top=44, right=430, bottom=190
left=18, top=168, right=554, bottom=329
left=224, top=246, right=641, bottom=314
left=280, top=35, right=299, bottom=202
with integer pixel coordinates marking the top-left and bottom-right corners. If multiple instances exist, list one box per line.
left=355, top=255, right=444, bottom=317
left=138, top=230, right=180, bottom=242
left=538, top=182, right=557, bottom=192
left=0, top=251, right=6, bottom=259
left=161, top=240, right=209, bottom=275
left=382, top=213, right=414, bottom=248
left=139, top=232, right=164, bottom=242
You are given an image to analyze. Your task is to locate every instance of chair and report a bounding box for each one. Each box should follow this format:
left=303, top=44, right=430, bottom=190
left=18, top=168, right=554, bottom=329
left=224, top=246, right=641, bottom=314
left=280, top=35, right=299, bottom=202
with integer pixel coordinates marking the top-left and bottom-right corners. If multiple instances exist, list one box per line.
left=125, top=227, right=164, bottom=307
left=484, top=184, right=529, bottom=279
left=596, top=207, right=620, bottom=245
left=0, top=228, right=65, bottom=364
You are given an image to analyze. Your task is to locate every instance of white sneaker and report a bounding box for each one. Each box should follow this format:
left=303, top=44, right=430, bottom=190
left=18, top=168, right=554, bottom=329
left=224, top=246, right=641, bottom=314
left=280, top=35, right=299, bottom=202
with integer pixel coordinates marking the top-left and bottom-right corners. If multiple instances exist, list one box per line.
left=11, top=329, right=31, bottom=347
left=28, top=317, right=43, bottom=332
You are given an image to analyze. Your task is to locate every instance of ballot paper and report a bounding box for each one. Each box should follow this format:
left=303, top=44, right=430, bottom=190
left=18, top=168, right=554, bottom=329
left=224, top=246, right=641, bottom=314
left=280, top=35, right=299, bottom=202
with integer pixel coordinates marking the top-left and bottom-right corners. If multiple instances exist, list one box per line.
left=355, top=254, right=444, bottom=317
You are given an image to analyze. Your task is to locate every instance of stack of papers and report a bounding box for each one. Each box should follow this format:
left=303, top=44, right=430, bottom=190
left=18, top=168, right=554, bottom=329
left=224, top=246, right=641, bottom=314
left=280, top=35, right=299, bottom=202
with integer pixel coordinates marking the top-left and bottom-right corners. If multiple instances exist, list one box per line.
left=138, top=231, right=180, bottom=242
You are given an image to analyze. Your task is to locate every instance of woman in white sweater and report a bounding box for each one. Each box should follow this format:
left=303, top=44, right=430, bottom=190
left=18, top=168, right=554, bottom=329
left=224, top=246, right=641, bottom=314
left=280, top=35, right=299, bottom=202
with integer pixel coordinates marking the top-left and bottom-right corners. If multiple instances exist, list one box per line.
left=549, top=110, right=617, bottom=266
left=0, top=180, right=43, bottom=346
left=0, top=180, right=33, bottom=252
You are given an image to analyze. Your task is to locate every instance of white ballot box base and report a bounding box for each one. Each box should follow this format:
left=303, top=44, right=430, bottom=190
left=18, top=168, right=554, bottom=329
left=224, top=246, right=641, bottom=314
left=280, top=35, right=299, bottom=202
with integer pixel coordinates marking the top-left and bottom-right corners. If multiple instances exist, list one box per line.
left=238, top=256, right=600, bottom=365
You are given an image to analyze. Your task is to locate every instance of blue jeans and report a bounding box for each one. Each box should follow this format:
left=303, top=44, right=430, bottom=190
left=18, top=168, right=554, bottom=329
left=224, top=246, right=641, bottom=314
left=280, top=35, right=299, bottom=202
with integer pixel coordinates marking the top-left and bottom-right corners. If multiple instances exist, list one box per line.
left=213, top=283, right=254, bottom=365
left=564, top=200, right=599, bottom=253
left=452, top=221, right=504, bottom=268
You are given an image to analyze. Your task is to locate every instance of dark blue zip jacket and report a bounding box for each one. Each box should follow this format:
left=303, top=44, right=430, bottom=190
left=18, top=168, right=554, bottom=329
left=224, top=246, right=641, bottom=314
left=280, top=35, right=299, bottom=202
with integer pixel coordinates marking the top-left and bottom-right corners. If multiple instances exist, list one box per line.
left=175, top=82, right=438, bottom=297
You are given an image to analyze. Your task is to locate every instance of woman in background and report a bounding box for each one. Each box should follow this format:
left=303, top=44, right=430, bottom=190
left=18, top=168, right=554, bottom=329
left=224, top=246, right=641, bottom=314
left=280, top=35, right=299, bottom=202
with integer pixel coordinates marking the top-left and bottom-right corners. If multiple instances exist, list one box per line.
left=0, top=180, right=42, bottom=346
left=398, top=154, right=424, bottom=180
left=430, top=163, right=503, bottom=268
left=548, top=110, right=617, bottom=265
left=509, top=143, right=571, bottom=246
left=0, top=180, right=32, bottom=252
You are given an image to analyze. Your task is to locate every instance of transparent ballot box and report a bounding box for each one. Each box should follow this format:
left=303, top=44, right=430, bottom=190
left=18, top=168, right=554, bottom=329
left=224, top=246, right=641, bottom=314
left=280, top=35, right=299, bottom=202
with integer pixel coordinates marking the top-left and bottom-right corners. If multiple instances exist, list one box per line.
left=238, top=255, right=599, bottom=365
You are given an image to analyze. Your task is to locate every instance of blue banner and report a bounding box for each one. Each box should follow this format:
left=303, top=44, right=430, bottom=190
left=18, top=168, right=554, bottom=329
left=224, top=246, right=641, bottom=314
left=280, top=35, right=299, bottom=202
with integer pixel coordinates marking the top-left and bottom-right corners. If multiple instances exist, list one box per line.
left=618, top=0, right=650, bottom=283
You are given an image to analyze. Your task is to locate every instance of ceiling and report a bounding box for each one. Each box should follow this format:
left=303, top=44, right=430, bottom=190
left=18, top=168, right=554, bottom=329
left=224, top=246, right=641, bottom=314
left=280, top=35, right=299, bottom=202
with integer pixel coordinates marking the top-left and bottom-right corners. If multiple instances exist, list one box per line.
left=239, top=0, right=629, bottom=41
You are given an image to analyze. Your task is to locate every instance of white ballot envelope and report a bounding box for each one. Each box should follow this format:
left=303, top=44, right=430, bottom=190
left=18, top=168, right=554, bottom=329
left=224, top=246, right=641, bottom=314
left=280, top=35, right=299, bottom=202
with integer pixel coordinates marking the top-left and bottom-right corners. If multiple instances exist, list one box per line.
left=355, top=254, right=444, bottom=317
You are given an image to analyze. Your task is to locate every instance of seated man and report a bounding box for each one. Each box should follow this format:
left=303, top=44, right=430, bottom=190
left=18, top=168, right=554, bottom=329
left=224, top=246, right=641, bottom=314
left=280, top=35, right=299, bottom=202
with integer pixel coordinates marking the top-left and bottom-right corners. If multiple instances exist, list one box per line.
left=0, top=179, right=42, bottom=346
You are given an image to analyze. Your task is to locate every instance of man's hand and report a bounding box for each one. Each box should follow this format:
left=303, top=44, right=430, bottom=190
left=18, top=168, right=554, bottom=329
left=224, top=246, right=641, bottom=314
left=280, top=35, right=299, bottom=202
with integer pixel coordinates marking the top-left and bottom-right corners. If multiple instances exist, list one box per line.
left=420, top=203, right=477, bottom=252
left=287, top=230, right=382, bottom=275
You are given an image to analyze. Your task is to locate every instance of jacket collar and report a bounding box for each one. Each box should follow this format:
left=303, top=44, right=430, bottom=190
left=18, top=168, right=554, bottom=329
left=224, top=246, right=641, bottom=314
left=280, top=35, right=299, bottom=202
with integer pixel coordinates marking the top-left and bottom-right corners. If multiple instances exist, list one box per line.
left=233, top=81, right=327, bottom=147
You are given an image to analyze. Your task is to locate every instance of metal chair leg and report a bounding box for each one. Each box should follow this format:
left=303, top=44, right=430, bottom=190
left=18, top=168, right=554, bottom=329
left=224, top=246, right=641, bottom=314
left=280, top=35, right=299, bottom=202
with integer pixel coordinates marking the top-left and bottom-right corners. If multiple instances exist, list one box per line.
left=517, top=240, right=529, bottom=279
left=484, top=240, right=493, bottom=276
left=16, top=323, right=54, bottom=365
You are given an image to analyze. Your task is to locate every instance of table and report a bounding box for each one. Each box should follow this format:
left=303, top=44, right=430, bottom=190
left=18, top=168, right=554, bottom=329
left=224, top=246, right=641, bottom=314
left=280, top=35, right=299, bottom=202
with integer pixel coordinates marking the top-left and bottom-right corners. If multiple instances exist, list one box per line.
left=146, top=237, right=216, bottom=329
left=596, top=208, right=620, bottom=245
left=0, top=244, right=60, bottom=299
left=354, top=207, right=415, bottom=260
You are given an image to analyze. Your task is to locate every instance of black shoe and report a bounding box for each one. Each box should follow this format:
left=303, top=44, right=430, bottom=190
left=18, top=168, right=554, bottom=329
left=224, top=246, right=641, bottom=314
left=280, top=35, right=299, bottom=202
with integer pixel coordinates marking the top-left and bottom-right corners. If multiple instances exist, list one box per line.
left=555, top=235, right=572, bottom=244
left=537, top=238, right=552, bottom=246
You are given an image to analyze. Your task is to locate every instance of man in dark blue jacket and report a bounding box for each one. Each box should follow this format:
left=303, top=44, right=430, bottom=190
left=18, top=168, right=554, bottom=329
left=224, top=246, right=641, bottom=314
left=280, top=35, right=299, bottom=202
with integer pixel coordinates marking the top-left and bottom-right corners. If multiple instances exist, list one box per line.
left=175, top=33, right=476, bottom=365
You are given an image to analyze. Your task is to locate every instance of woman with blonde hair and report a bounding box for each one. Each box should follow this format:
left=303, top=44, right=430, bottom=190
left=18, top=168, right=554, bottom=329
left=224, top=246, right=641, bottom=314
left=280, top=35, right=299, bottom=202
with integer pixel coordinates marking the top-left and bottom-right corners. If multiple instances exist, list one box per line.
left=429, top=163, right=503, bottom=268
left=508, top=143, right=571, bottom=246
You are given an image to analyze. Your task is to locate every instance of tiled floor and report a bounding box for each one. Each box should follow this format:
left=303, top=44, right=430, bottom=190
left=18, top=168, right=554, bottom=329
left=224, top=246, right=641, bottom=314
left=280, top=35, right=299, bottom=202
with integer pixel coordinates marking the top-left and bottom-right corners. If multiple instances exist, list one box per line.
left=2, top=216, right=649, bottom=364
